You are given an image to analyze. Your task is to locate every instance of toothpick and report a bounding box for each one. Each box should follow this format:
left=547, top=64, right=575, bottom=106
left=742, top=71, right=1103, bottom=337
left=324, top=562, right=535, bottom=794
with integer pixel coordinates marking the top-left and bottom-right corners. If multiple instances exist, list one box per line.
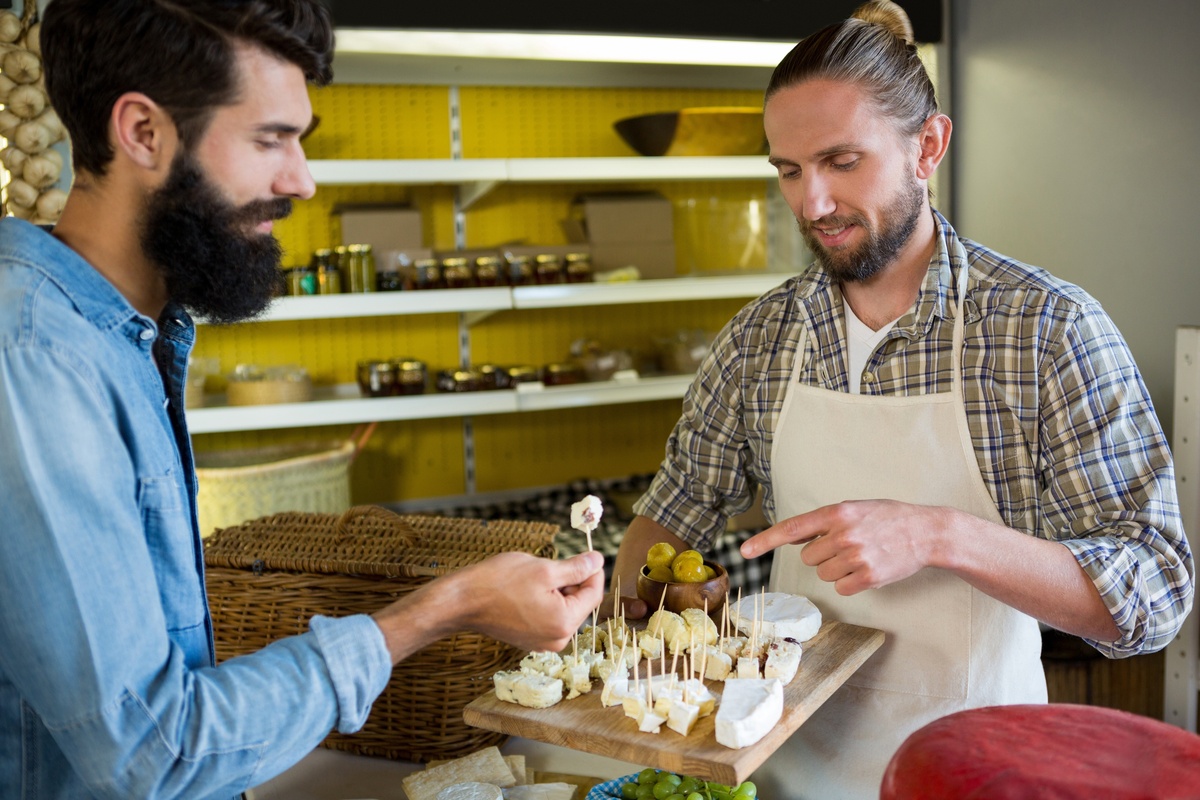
left=613, top=575, right=621, bottom=622
left=586, top=527, right=593, bottom=552
left=632, top=628, right=639, bottom=685
left=573, top=632, right=578, bottom=662
left=735, top=586, right=743, bottom=637
left=670, top=646, right=679, bottom=679
left=591, top=609, right=597, bottom=653
left=702, top=598, right=709, bottom=680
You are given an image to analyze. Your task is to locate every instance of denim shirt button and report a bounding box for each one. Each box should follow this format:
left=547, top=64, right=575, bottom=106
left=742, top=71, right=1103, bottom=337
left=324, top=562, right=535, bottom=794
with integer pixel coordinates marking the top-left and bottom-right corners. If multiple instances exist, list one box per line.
left=139, top=329, right=154, bottom=341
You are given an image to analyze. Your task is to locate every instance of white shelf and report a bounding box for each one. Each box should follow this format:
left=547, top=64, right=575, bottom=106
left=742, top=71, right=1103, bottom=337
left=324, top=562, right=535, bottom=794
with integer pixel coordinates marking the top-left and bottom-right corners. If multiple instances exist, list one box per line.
left=307, top=156, right=774, bottom=187
left=186, top=374, right=694, bottom=434
left=511, top=274, right=788, bottom=309
left=200, top=274, right=791, bottom=326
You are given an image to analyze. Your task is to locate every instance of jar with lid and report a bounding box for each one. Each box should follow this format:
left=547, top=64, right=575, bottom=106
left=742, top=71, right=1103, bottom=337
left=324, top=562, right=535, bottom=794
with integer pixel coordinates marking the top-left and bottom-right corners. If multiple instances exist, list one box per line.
left=476, top=363, right=507, bottom=390
left=474, top=256, right=503, bottom=287
left=376, top=253, right=405, bottom=292
left=565, top=252, right=593, bottom=283
left=441, top=257, right=474, bottom=289
left=313, top=248, right=342, bottom=294
left=356, top=359, right=396, bottom=397
left=504, top=364, right=540, bottom=387
left=436, top=368, right=483, bottom=393
left=389, top=358, right=427, bottom=395
left=290, top=261, right=318, bottom=296
left=541, top=362, right=584, bottom=386
left=505, top=254, right=534, bottom=287
left=346, top=244, right=377, bottom=293
left=412, top=258, right=444, bottom=290
left=534, top=254, right=564, bottom=285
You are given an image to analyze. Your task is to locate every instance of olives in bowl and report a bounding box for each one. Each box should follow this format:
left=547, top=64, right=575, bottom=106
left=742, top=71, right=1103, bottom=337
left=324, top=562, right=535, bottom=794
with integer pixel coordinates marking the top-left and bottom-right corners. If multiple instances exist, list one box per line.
left=637, top=559, right=729, bottom=617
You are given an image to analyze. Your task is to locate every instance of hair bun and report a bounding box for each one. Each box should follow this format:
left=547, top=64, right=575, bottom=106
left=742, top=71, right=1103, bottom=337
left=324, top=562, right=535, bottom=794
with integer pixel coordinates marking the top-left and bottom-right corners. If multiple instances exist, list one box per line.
left=852, top=0, right=915, bottom=45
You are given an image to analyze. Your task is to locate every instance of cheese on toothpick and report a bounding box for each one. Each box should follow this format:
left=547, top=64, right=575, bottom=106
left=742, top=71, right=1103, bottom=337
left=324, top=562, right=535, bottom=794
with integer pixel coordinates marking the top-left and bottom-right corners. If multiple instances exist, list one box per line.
left=570, top=494, right=603, bottom=550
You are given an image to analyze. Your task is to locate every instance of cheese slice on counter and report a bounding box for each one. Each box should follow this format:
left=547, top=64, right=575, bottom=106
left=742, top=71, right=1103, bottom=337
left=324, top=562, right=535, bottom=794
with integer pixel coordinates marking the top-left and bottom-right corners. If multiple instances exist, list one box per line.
left=733, top=592, right=822, bottom=642
left=437, top=783, right=504, bottom=800
left=492, top=671, right=563, bottom=709
left=715, top=678, right=784, bottom=749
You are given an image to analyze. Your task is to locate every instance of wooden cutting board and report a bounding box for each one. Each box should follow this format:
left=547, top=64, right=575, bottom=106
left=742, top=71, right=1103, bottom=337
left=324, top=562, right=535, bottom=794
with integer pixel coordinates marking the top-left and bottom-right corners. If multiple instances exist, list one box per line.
left=463, top=620, right=884, bottom=786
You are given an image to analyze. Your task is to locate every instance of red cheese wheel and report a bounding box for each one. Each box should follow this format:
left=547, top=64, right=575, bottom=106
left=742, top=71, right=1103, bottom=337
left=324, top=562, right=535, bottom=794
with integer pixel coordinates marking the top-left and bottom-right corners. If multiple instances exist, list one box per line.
left=881, top=704, right=1200, bottom=799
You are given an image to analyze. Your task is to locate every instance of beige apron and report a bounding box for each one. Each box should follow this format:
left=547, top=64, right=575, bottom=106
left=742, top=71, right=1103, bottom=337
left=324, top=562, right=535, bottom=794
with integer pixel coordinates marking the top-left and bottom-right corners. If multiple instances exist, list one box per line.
left=757, top=263, right=1046, bottom=799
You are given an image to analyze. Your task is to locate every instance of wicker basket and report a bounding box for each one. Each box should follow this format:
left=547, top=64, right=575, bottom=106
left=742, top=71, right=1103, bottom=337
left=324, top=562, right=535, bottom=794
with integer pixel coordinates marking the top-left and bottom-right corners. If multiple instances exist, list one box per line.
left=202, top=506, right=559, bottom=763
left=194, top=440, right=355, bottom=538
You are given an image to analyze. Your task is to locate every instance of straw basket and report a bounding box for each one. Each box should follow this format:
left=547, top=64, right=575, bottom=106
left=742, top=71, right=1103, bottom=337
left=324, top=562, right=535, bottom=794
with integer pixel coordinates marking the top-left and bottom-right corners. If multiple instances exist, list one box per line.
left=202, top=506, right=559, bottom=763
left=194, top=440, right=356, bottom=538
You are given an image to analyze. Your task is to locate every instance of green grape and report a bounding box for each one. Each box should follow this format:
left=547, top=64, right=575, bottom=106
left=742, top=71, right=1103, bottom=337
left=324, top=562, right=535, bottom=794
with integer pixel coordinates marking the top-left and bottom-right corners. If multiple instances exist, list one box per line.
left=621, top=782, right=640, bottom=800
left=706, top=782, right=731, bottom=793
left=653, top=782, right=678, bottom=800
left=635, top=784, right=656, bottom=800
left=639, top=768, right=661, bottom=784
left=734, top=781, right=758, bottom=799
left=677, top=778, right=702, bottom=795
left=664, top=794, right=686, bottom=800
left=685, top=794, right=705, bottom=800
left=709, top=791, right=733, bottom=800
left=659, top=773, right=683, bottom=787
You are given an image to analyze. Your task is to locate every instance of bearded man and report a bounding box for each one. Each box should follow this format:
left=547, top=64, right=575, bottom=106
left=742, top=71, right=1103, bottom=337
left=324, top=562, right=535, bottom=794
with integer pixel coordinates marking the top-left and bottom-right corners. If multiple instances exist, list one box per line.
left=601, top=2, right=1192, bottom=798
left=0, top=2, right=604, bottom=798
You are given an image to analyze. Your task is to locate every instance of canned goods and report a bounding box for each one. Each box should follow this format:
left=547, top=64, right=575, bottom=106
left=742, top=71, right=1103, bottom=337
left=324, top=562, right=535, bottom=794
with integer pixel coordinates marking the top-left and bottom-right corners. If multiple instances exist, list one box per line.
left=390, top=358, right=428, bottom=395
left=534, top=254, right=564, bottom=285
left=505, top=255, right=534, bottom=287
left=474, top=256, right=503, bottom=287
left=412, top=258, right=444, bottom=290
left=442, top=257, right=474, bottom=289
left=565, top=252, right=593, bottom=283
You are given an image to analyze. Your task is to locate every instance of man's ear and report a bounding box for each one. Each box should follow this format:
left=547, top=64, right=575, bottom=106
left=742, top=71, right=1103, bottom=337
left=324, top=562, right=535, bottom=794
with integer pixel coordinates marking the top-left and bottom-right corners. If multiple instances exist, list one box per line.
left=915, top=113, right=951, bottom=180
left=110, top=92, right=178, bottom=175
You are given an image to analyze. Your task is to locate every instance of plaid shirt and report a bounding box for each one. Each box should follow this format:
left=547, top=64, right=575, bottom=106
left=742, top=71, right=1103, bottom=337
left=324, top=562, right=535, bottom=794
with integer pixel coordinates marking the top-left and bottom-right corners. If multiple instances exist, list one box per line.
left=635, top=210, right=1193, bottom=658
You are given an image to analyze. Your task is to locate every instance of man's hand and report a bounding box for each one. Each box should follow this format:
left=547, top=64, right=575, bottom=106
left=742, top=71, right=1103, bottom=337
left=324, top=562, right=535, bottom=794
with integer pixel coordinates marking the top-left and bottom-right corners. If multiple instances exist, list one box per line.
left=373, top=550, right=606, bottom=663
left=740, top=500, right=947, bottom=595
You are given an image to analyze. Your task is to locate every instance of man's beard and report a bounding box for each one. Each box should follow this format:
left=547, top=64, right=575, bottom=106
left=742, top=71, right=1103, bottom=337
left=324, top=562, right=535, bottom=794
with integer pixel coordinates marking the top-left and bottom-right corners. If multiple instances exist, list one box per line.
left=140, top=153, right=291, bottom=324
left=801, top=176, right=925, bottom=283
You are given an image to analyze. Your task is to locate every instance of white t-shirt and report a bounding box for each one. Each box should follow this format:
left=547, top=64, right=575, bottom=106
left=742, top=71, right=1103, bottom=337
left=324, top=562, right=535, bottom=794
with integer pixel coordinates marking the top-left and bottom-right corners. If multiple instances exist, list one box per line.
left=843, top=297, right=897, bottom=394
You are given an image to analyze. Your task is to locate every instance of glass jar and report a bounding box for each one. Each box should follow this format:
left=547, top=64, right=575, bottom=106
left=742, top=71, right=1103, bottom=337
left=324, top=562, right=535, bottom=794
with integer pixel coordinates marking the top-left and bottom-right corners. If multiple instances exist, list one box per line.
left=347, top=244, right=376, bottom=293
left=436, top=368, right=483, bottom=393
left=474, top=256, right=503, bottom=287
left=565, top=252, right=593, bottom=283
left=314, top=248, right=342, bottom=294
left=534, top=254, right=564, bottom=285
left=412, top=258, right=444, bottom=290
left=290, top=262, right=317, bottom=296
left=541, top=362, right=584, bottom=386
left=504, top=365, right=540, bottom=386
left=505, top=254, right=534, bottom=287
left=390, top=358, right=428, bottom=395
left=476, top=363, right=507, bottom=390
left=356, top=359, right=396, bottom=397
left=441, top=256, right=474, bottom=289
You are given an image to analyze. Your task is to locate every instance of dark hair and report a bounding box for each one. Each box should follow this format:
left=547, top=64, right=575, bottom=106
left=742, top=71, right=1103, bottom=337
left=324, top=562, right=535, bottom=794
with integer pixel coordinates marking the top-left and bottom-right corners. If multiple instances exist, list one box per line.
left=765, top=0, right=936, bottom=138
left=40, top=0, right=334, bottom=177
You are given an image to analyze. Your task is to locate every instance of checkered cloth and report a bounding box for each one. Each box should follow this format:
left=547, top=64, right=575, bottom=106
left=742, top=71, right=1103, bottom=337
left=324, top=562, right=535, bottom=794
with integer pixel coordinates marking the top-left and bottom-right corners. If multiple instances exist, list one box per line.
left=586, top=773, right=638, bottom=800
left=400, top=474, right=772, bottom=597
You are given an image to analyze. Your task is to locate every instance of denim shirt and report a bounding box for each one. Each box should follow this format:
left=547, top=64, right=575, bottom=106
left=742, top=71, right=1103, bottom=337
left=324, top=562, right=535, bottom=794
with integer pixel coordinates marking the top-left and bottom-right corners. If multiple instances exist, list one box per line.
left=0, top=218, right=392, bottom=799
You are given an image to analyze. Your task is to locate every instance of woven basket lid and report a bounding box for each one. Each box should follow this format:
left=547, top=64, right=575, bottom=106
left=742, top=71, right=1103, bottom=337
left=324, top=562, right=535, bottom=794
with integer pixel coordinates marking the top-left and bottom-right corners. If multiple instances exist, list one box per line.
left=202, top=505, right=558, bottom=578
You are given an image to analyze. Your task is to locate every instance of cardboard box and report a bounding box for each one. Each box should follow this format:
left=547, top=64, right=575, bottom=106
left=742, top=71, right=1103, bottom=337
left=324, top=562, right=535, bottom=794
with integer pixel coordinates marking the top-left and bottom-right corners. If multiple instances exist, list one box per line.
left=336, top=205, right=423, bottom=252
left=564, top=193, right=676, bottom=279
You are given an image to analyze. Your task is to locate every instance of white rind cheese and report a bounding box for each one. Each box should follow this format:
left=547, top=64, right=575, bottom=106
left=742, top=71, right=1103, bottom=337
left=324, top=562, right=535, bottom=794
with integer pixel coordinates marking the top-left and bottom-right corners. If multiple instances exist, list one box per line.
left=715, top=678, right=784, bottom=749
left=570, top=494, right=603, bottom=534
left=493, top=671, right=563, bottom=709
left=733, top=592, right=822, bottom=642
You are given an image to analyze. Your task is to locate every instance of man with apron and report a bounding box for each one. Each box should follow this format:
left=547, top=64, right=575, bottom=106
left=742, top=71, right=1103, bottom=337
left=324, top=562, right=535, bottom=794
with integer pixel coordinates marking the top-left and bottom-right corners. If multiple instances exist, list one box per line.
left=606, top=2, right=1192, bottom=797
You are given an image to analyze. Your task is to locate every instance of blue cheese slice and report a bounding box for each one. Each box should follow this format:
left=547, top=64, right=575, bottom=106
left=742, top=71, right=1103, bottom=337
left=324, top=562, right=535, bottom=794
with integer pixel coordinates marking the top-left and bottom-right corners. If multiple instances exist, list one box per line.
left=715, top=678, right=784, bottom=749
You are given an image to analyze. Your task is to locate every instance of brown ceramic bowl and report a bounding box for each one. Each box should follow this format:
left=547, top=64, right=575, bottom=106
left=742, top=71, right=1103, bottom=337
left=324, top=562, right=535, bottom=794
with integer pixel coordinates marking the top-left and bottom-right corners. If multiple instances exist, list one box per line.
left=637, top=560, right=729, bottom=617
left=614, top=107, right=766, bottom=157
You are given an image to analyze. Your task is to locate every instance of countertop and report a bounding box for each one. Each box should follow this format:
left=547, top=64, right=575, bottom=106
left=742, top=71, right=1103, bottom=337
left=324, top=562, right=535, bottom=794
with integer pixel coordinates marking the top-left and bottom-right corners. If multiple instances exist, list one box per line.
left=247, top=737, right=641, bottom=800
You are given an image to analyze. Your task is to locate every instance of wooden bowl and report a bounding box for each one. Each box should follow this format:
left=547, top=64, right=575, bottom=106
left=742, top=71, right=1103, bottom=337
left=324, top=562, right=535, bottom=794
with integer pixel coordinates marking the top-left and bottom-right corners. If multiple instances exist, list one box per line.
left=614, top=107, right=766, bottom=157
left=636, top=560, right=729, bottom=616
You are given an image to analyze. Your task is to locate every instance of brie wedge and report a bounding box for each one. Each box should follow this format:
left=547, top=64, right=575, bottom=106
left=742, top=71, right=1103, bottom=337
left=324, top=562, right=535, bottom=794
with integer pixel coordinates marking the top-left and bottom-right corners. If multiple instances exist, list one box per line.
left=715, top=678, right=784, bottom=749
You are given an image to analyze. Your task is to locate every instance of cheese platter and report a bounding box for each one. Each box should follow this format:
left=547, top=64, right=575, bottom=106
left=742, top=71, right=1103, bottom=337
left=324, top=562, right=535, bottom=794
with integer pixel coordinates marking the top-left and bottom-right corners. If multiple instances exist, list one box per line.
left=463, top=619, right=884, bottom=786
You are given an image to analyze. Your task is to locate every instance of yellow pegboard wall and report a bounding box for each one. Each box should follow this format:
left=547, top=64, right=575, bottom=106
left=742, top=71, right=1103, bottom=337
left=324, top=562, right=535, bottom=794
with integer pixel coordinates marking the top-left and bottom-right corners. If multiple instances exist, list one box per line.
left=304, top=85, right=452, bottom=159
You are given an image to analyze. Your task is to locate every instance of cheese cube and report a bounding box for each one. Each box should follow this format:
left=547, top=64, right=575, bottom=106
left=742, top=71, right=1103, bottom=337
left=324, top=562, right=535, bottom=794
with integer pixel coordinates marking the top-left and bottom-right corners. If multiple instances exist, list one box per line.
left=764, top=639, right=803, bottom=684
left=737, top=656, right=761, bottom=679
left=511, top=673, right=563, bottom=709
left=665, top=699, right=701, bottom=736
